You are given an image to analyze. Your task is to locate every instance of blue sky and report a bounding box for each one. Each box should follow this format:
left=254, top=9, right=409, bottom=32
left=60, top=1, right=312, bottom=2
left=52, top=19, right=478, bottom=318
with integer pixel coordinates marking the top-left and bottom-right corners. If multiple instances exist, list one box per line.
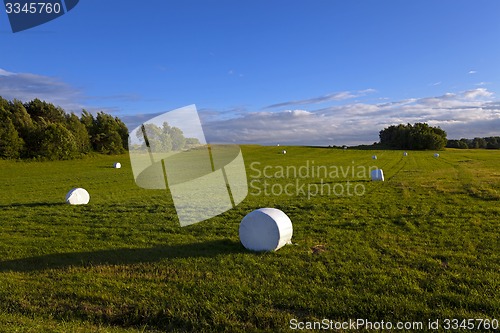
left=1, top=0, right=500, bottom=145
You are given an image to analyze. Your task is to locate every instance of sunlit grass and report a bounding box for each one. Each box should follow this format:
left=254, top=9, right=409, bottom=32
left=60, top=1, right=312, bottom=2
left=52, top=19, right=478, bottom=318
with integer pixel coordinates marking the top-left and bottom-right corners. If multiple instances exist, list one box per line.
left=0, top=147, right=498, bottom=332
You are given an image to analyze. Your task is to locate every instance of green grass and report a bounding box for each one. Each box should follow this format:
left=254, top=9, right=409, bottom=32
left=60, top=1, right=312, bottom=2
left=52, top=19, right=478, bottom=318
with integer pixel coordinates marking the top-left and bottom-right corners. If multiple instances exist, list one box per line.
left=0, top=147, right=499, bottom=332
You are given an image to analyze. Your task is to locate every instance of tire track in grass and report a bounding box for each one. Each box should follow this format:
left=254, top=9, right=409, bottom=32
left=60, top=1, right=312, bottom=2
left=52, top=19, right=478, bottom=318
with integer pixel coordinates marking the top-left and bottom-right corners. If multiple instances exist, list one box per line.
left=427, top=153, right=461, bottom=182
left=386, top=155, right=407, bottom=181
left=438, top=151, right=499, bottom=200
left=372, top=152, right=407, bottom=181
left=360, top=152, right=408, bottom=198
left=417, top=152, right=473, bottom=196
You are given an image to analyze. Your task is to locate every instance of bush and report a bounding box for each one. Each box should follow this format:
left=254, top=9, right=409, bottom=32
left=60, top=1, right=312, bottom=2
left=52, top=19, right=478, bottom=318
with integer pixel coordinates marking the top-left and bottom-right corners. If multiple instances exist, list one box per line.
left=379, top=123, right=447, bottom=150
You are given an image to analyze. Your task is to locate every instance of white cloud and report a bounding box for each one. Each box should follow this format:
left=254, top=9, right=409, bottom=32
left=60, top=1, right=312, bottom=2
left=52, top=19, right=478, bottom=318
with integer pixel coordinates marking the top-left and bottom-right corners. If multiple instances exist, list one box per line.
left=265, top=89, right=376, bottom=109
left=0, top=68, right=15, bottom=76
left=2, top=67, right=498, bottom=145
left=0, top=68, right=137, bottom=116
left=286, top=110, right=312, bottom=117
left=203, top=88, right=500, bottom=146
left=468, top=70, right=477, bottom=74
left=0, top=67, right=84, bottom=111
left=462, top=88, right=493, bottom=99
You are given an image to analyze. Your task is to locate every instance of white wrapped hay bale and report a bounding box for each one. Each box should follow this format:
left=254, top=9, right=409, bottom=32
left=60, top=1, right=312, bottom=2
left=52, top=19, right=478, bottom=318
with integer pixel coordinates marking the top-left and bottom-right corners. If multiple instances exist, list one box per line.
left=239, top=208, right=293, bottom=252
left=114, top=162, right=121, bottom=169
left=65, top=188, right=90, bottom=205
left=372, top=155, right=377, bottom=160
left=403, top=152, right=408, bottom=156
left=434, top=153, right=440, bottom=158
left=371, top=169, right=384, bottom=181
left=282, top=150, right=287, bottom=154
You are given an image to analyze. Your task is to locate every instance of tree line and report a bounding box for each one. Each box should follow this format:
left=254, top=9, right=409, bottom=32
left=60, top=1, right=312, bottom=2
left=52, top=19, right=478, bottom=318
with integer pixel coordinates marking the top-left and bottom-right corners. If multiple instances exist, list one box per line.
left=0, top=96, right=128, bottom=160
left=446, top=137, right=500, bottom=149
left=132, top=123, right=201, bottom=152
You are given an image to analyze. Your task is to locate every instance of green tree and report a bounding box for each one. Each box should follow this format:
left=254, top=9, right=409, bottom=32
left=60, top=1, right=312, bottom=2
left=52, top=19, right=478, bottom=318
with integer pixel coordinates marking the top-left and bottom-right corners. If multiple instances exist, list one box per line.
left=38, top=122, right=78, bottom=160
left=0, top=97, right=130, bottom=159
left=0, top=96, right=9, bottom=111
left=459, top=138, right=471, bottom=149
left=92, top=112, right=125, bottom=154
left=66, top=113, right=91, bottom=154
left=9, top=99, right=33, bottom=131
left=136, top=122, right=200, bottom=152
left=472, top=137, right=487, bottom=149
left=139, top=123, right=172, bottom=152
left=80, top=110, right=95, bottom=133
left=185, top=137, right=201, bottom=148
left=485, top=137, right=500, bottom=149
left=24, top=98, right=65, bottom=124
left=168, top=127, right=186, bottom=151
left=115, top=117, right=129, bottom=150
left=0, top=108, right=23, bottom=159
left=379, top=122, right=447, bottom=150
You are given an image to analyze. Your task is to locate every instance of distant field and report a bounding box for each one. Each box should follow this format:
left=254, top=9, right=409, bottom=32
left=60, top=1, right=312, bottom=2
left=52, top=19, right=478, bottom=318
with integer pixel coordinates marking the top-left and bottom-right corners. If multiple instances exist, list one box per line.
left=0, top=147, right=499, bottom=332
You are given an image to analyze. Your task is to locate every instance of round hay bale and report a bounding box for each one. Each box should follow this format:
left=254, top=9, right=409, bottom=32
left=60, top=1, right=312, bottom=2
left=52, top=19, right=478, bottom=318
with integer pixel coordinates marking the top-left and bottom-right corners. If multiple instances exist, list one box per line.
left=114, top=162, right=122, bottom=169
left=434, top=153, right=440, bottom=158
left=65, top=188, right=90, bottom=205
left=282, top=150, right=287, bottom=154
left=370, top=169, right=385, bottom=181
left=372, top=155, right=377, bottom=160
left=239, top=208, right=293, bottom=252
left=403, top=152, right=408, bottom=156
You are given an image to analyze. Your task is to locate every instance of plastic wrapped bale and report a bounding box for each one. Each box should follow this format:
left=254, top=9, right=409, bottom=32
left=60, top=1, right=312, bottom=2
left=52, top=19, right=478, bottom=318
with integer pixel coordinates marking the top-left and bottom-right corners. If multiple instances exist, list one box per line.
left=372, top=155, right=377, bottom=160
left=239, top=208, right=293, bottom=252
left=434, top=153, right=440, bottom=158
left=65, top=188, right=90, bottom=205
left=403, top=152, right=408, bottom=156
left=282, top=150, right=287, bottom=154
left=371, top=169, right=384, bottom=181
left=114, top=162, right=122, bottom=169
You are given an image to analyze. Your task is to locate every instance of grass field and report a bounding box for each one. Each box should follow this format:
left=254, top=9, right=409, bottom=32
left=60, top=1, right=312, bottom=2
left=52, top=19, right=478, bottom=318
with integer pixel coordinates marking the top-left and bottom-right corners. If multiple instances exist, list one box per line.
left=0, top=147, right=499, bottom=332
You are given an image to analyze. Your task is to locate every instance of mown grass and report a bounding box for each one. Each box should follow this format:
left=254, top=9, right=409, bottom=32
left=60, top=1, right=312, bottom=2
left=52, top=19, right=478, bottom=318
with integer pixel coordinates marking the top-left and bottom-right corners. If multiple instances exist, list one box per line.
left=0, top=147, right=498, bottom=332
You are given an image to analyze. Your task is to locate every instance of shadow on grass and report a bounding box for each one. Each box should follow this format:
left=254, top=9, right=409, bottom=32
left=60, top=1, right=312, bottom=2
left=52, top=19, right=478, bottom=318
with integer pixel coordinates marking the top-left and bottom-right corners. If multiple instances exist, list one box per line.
left=96, top=165, right=120, bottom=169
left=334, top=221, right=369, bottom=230
left=309, top=179, right=371, bottom=185
left=0, top=239, right=244, bottom=273
left=0, top=202, right=66, bottom=208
